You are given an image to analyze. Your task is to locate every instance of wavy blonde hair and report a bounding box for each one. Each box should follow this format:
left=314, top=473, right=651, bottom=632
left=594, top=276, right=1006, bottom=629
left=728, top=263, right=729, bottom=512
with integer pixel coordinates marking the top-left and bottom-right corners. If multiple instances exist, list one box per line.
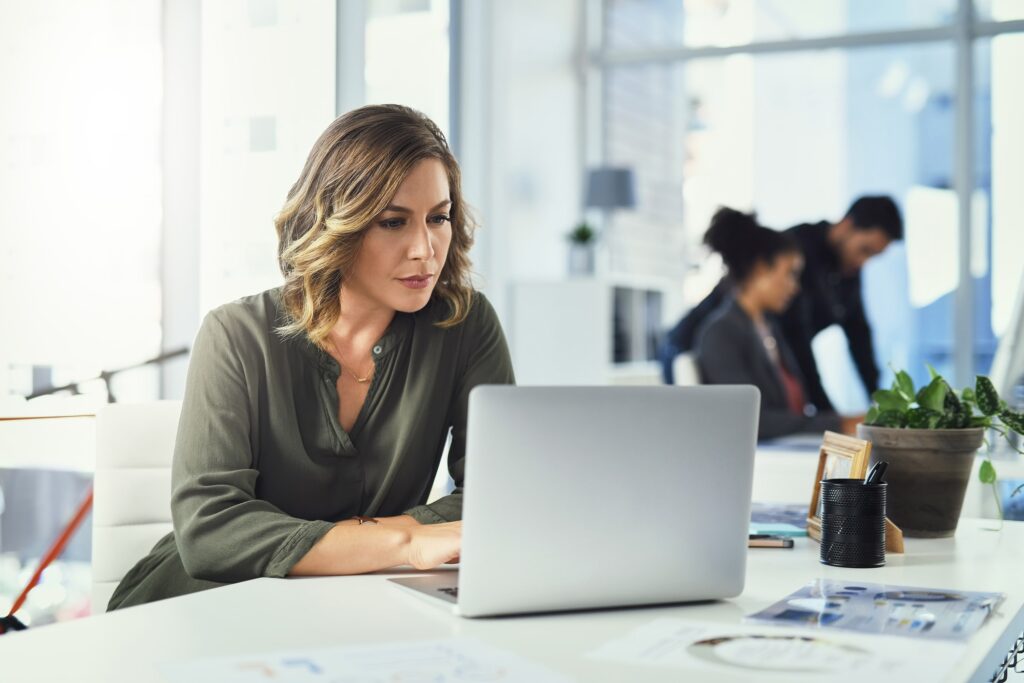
left=274, top=105, right=476, bottom=348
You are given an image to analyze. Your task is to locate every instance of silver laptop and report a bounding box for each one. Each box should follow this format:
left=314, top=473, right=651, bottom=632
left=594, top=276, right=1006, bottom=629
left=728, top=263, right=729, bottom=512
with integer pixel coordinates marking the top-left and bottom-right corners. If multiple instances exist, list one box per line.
left=390, top=385, right=760, bottom=617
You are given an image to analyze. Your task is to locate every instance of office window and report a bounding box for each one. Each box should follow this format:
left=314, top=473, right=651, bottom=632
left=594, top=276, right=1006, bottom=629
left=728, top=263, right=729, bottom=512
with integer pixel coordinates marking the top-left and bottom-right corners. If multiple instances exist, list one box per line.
left=0, top=0, right=163, bottom=629
left=975, top=34, right=1024, bottom=378
left=604, top=0, right=956, bottom=50
left=0, top=0, right=162, bottom=400
left=198, top=0, right=336, bottom=314
left=365, top=0, right=450, bottom=138
left=977, top=0, right=1024, bottom=21
left=605, top=44, right=956, bottom=407
left=596, top=0, right=1024, bottom=392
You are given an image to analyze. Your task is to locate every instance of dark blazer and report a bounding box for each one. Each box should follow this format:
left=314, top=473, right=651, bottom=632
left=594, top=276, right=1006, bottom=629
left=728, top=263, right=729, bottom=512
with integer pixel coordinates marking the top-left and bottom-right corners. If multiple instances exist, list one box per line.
left=695, top=298, right=841, bottom=441
left=660, top=221, right=880, bottom=411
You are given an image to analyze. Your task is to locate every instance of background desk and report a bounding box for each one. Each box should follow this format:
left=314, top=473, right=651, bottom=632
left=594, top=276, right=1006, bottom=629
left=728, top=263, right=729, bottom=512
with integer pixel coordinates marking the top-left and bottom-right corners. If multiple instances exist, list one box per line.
left=753, top=440, right=1024, bottom=519
left=2, top=519, right=1021, bottom=682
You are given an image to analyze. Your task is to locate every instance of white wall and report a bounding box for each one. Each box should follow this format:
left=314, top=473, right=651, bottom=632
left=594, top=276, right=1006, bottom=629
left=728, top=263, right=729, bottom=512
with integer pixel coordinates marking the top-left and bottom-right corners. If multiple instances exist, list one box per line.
left=152, top=0, right=337, bottom=399
left=198, top=0, right=337, bottom=316
left=160, top=0, right=201, bottom=400
left=0, top=0, right=163, bottom=399
left=991, top=34, right=1024, bottom=338
left=459, top=0, right=584, bottom=324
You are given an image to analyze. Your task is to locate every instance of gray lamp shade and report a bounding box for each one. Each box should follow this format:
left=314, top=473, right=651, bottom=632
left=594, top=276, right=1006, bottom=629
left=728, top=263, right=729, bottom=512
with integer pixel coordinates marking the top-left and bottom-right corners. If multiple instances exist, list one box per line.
left=584, top=167, right=636, bottom=210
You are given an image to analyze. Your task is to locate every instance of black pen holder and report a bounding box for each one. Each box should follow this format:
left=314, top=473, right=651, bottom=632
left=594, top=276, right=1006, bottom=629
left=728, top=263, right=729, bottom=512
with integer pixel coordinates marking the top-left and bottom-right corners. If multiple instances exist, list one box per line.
left=819, top=478, right=886, bottom=568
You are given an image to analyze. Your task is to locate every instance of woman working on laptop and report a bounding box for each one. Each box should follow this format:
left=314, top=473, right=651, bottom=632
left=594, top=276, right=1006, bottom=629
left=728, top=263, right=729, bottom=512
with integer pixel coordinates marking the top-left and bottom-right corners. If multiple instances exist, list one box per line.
left=108, top=105, right=514, bottom=610
left=694, top=208, right=861, bottom=440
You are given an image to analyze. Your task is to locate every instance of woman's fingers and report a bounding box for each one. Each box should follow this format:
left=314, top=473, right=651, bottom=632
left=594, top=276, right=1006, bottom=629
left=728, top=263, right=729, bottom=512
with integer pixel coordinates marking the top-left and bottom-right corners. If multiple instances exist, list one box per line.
left=406, top=522, right=462, bottom=569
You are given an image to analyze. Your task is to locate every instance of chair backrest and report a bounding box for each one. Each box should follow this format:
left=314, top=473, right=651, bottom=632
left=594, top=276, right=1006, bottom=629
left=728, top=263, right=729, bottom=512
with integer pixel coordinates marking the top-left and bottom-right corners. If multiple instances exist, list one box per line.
left=91, top=401, right=181, bottom=612
left=672, top=353, right=701, bottom=386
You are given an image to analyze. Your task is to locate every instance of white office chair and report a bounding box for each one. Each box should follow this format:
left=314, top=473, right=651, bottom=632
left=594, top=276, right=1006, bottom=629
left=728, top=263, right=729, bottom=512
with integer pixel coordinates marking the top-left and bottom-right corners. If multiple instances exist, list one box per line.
left=91, top=401, right=181, bottom=612
left=672, top=353, right=702, bottom=386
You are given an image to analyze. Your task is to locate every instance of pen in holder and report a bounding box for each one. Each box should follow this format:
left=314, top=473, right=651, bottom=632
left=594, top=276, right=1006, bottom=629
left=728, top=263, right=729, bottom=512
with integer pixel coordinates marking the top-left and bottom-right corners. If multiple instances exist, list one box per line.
left=819, top=462, right=888, bottom=568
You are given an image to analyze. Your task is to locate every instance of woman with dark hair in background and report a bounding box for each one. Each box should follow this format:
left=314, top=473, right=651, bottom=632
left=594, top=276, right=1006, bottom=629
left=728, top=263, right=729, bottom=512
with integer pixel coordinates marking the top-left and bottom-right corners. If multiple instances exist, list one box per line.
left=695, top=208, right=861, bottom=440
left=662, top=195, right=901, bottom=409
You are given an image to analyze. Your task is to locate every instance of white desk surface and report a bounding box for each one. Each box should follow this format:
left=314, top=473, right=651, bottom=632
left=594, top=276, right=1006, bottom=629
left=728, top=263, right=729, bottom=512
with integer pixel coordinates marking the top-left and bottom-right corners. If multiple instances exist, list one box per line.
left=0, top=416, right=95, bottom=472
left=0, top=396, right=101, bottom=472
left=2, top=518, right=1022, bottom=683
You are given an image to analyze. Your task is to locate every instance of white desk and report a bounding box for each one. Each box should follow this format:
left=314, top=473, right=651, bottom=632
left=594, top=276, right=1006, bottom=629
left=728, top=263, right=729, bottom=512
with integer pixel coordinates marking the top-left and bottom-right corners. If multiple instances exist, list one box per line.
left=0, top=415, right=95, bottom=472
left=2, top=519, right=1021, bottom=682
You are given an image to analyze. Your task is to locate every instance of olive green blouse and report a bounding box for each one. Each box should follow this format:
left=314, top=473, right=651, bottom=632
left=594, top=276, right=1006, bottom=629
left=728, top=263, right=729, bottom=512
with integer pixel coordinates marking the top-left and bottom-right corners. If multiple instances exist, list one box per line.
left=107, top=287, right=514, bottom=610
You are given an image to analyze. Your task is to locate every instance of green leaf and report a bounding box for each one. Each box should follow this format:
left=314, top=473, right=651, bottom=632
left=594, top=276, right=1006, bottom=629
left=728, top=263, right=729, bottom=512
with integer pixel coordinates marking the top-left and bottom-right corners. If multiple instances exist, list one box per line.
left=961, top=387, right=976, bottom=406
left=907, top=407, right=941, bottom=429
left=942, top=385, right=969, bottom=428
left=926, top=363, right=940, bottom=381
left=943, top=382, right=961, bottom=410
left=874, top=410, right=907, bottom=428
left=865, top=405, right=880, bottom=425
left=872, top=389, right=909, bottom=413
left=999, top=409, right=1024, bottom=436
left=567, top=222, right=596, bottom=244
left=957, top=405, right=972, bottom=428
left=976, top=376, right=1001, bottom=416
left=917, top=377, right=948, bottom=413
left=979, top=459, right=997, bottom=485
left=895, top=370, right=915, bottom=402
left=970, top=415, right=992, bottom=428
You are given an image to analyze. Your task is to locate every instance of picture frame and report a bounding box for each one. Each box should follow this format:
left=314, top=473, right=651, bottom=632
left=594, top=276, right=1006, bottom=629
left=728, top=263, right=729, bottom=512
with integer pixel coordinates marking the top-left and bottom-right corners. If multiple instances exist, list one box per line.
left=807, top=431, right=904, bottom=553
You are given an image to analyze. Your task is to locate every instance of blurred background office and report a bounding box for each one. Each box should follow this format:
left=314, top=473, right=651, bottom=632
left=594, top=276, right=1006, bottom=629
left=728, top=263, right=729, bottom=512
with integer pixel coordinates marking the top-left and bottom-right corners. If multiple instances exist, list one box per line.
left=1, top=0, right=1023, bottom=624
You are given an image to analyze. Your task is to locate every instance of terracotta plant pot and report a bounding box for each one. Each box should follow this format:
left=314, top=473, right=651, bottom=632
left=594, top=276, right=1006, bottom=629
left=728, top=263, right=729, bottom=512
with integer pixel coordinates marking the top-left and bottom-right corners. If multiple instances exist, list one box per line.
left=856, top=424, right=984, bottom=538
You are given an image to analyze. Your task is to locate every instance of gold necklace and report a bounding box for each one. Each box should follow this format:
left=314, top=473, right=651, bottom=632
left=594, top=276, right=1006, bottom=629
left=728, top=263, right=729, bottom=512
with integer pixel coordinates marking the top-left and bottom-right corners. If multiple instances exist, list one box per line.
left=331, top=340, right=375, bottom=384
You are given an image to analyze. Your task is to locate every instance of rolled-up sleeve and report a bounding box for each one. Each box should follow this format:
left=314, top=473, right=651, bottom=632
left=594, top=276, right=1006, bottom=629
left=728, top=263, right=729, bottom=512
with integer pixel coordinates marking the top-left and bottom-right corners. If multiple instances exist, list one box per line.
left=171, top=311, right=334, bottom=582
left=404, top=294, right=515, bottom=523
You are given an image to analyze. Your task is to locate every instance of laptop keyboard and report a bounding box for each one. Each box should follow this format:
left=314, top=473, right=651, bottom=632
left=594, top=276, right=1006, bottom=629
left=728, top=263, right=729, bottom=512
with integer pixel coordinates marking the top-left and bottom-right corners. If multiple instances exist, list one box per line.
left=437, top=586, right=459, bottom=599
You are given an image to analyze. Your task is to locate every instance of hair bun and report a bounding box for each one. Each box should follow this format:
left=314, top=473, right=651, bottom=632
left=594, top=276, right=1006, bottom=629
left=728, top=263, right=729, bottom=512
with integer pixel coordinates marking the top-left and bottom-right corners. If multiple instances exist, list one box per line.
left=703, top=207, right=759, bottom=261
left=701, top=206, right=798, bottom=282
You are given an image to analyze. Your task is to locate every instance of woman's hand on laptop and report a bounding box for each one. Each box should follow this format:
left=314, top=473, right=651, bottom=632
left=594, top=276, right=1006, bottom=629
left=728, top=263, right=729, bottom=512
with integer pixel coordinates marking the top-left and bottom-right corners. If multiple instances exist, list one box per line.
left=406, top=521, right=462, bottom=570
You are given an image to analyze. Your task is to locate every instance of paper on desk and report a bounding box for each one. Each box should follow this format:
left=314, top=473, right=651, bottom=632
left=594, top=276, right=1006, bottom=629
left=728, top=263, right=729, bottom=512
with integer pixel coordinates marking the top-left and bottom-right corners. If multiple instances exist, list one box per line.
left=160, top=637, right=569, bottom=683
left=587, top=618, right=965, bottom=682
left=747, top=579, right=1004, bottom=640
left=757, top=433, right=824, bottom=451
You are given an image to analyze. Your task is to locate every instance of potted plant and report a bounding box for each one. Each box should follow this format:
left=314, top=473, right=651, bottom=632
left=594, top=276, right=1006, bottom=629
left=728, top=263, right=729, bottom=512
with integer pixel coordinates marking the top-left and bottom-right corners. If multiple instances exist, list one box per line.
left=857, top=367, right=1024, bottom=538
left=567, top=222, right=596, bottom=277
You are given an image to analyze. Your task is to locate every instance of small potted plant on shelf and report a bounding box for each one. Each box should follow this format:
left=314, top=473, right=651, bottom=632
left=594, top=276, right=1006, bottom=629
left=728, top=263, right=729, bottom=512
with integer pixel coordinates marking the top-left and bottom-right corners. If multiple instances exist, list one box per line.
left=857, top=366, right=1024, bottom=538
left=567, top=221, right=597, bottom=277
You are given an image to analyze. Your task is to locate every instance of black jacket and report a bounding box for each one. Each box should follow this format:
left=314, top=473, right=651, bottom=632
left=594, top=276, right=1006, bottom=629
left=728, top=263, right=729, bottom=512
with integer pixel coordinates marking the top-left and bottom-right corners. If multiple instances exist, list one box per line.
left=661, top=221, right=880, bottom=410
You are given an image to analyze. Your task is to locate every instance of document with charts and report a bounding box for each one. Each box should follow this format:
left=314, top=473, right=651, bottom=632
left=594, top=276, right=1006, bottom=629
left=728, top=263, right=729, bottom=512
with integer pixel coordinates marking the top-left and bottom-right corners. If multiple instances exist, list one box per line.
left=746, top=579, right=1004, bottom=640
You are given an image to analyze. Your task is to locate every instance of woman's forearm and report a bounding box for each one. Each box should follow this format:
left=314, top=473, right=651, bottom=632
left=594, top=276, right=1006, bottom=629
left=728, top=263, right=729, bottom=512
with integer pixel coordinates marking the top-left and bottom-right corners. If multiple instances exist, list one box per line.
left=289, top=516, right=461, bottom=576
left=289, top=520, right=413, bottom=576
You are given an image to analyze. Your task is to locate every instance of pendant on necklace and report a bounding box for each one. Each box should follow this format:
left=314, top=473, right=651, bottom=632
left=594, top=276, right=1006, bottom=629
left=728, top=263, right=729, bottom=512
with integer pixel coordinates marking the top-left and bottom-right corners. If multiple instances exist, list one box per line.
left=346, top=367, right=372, bottom=384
